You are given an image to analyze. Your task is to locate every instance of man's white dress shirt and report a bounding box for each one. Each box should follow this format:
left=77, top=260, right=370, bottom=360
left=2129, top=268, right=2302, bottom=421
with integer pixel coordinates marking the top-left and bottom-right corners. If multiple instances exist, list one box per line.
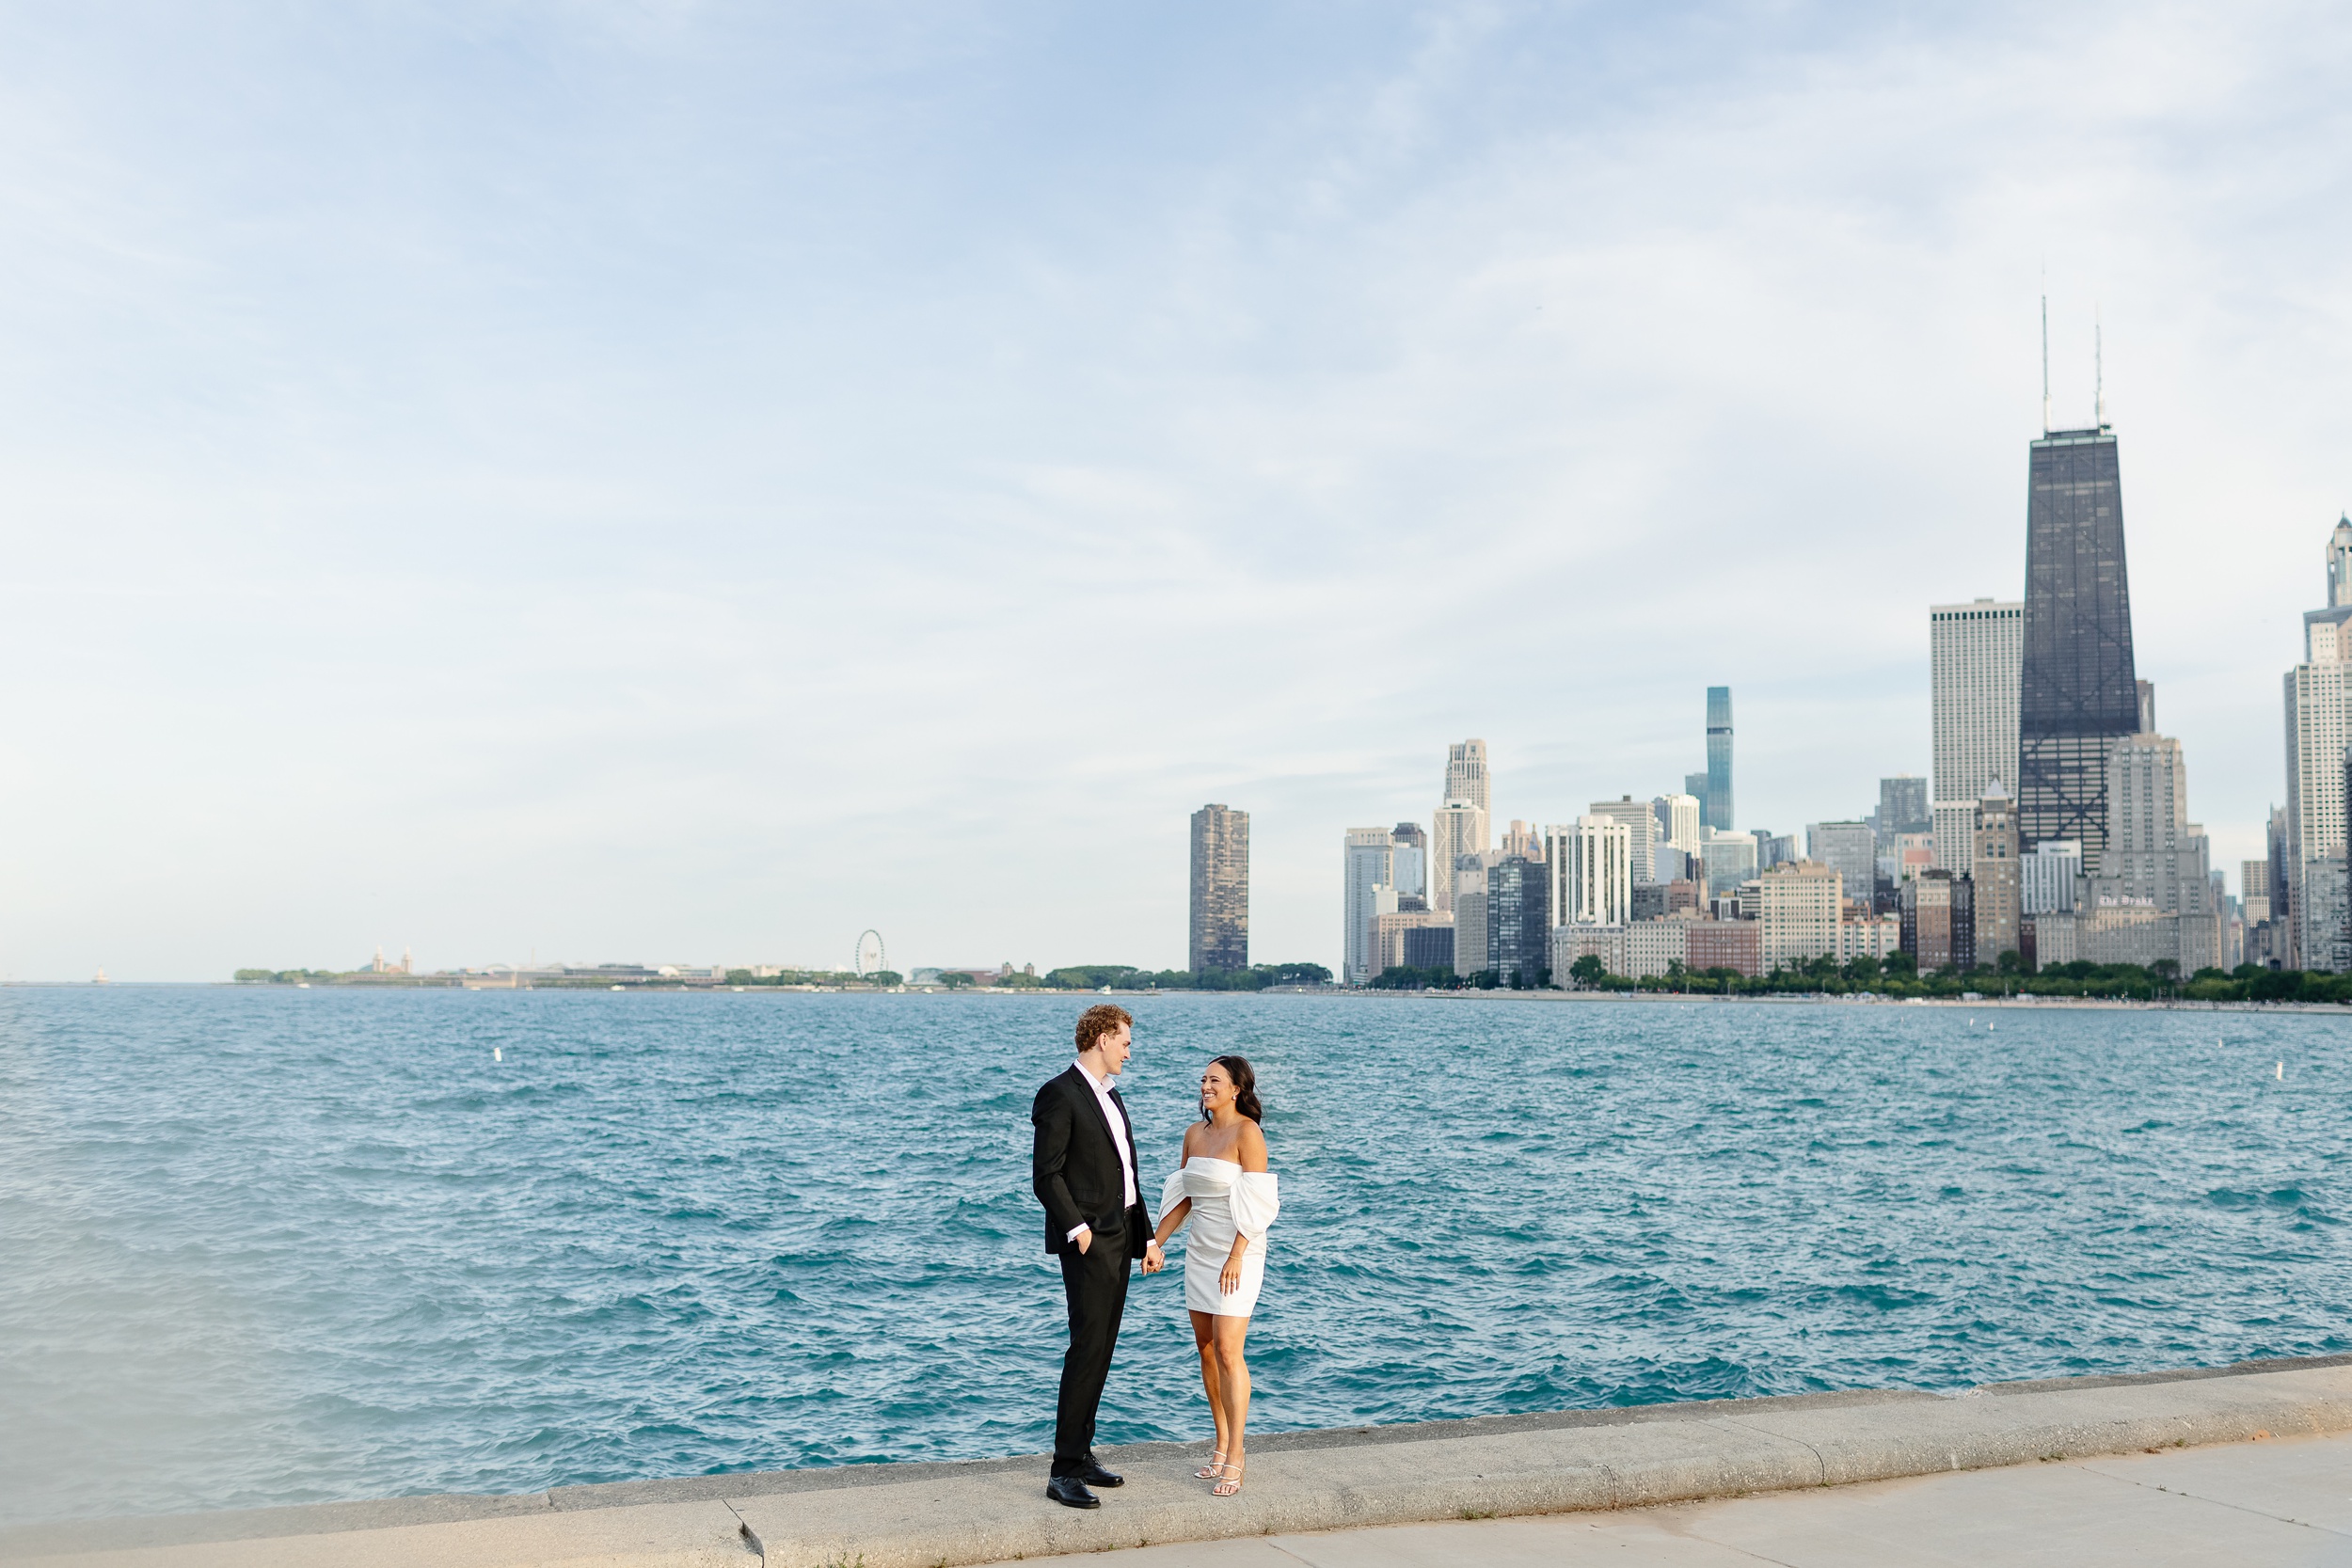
left=1067, top=1058, right=1139, bottom=1244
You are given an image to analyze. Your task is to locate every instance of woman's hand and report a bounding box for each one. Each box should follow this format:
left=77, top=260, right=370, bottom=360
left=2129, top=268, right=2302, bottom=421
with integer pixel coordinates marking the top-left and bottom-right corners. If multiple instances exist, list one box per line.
left=1220, top=1243, right=1248, bottom=1294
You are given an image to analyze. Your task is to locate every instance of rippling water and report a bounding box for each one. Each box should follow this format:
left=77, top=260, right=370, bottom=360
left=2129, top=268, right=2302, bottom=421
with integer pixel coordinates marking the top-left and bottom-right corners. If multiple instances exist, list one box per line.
left=1, top=986, right=2345, bottom=1525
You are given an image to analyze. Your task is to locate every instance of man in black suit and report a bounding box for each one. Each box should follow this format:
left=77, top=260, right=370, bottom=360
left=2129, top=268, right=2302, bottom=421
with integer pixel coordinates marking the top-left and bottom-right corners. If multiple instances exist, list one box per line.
left=1031, top=1003, right=1164, bottom=1509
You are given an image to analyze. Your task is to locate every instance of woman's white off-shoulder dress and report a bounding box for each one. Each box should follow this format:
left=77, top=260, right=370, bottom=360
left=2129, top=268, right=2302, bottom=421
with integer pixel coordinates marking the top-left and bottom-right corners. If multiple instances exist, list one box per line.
left=1160, top=1156, right=1280, bottom=1317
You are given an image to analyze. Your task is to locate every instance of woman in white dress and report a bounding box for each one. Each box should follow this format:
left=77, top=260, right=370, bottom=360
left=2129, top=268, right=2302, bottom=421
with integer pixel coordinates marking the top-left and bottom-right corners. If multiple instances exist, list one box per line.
left=1150, top=1055, right=1279, bottom=1497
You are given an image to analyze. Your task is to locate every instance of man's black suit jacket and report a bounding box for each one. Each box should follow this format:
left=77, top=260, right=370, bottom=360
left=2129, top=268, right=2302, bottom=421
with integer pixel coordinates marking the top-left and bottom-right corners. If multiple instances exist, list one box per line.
left=1031, top=1066, right=1152, bottom=1259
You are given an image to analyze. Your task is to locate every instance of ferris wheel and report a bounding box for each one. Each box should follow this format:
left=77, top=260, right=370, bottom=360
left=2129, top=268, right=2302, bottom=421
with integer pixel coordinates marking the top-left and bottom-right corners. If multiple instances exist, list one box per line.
left=853, top=929, right=887, bottom=977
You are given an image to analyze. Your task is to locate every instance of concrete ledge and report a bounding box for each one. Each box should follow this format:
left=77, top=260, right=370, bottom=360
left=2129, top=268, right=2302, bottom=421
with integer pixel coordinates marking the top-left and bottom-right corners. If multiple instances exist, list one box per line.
left=8, top=1354, right=2349, bottom=1568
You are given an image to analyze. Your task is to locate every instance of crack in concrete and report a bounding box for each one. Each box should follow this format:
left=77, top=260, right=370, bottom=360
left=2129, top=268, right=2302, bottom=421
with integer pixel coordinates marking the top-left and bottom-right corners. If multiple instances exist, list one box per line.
left=1708, top=1417, right=1831, bottom=1485
left=717, top=1495, right=766, bottom=1562
left=2068, top=1458, right=2351, bottom=1539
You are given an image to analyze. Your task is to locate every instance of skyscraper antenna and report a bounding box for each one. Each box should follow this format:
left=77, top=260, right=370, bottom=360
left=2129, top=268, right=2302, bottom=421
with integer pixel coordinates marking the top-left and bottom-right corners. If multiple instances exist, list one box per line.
left=2040, top=290, right=2051, bottom=435
left=2094, top=306, right=2105, bottom=428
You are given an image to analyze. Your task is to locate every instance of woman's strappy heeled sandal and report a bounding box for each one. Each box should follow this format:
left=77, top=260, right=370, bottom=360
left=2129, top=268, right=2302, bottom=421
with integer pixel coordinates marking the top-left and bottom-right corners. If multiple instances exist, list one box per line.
left=1213, top=1459, right=1243, bottom=1497
left=1194, top=1450, right=1227, bottom=1481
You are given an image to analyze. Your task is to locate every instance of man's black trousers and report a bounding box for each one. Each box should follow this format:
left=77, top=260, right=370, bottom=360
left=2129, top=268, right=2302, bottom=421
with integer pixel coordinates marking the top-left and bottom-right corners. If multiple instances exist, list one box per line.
left=1053, top=1234, right=1130, bottom=1474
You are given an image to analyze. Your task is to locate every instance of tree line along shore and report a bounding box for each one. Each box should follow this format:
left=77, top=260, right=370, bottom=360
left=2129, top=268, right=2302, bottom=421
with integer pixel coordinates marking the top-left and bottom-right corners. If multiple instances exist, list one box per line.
left=228, top=961, right=1338, bottom=991
left=1374, top=954, right=2352, bottom=1004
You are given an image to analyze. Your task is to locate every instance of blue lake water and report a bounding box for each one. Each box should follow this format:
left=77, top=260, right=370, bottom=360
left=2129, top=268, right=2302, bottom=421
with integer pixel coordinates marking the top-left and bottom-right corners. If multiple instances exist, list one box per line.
left=0, top=986, right=2344, bottom=1526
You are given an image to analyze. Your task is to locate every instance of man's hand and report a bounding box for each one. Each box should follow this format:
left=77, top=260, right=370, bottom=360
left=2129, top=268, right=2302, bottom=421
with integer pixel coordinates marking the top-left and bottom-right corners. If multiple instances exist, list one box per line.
left=1142, top=1240, right=1165, bottom=1274
left=1073, top=1225, right=1092, bottom=1255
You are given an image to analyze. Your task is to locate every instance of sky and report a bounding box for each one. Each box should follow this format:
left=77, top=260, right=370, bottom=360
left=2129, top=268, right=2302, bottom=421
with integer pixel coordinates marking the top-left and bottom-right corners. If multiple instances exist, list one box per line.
left=2, top=2, right=2348, bottom=981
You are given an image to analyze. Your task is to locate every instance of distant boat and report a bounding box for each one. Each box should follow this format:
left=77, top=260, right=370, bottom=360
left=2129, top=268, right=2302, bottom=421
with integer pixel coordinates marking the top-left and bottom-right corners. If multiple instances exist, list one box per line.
left=92, top=969, right=108, bottom=985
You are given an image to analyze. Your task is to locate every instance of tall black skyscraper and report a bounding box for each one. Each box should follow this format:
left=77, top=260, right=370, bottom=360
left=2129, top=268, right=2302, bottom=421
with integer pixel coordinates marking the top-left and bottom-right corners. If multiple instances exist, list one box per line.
left=2017, top=426, right=2137, bottom=872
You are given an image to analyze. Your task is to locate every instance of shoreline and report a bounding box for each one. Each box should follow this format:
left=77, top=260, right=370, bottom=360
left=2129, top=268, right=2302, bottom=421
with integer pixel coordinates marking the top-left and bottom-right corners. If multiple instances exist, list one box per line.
left=8, top=1354, right=2347, bottom=1567
left=8, top=981, right=2346, bottom=1015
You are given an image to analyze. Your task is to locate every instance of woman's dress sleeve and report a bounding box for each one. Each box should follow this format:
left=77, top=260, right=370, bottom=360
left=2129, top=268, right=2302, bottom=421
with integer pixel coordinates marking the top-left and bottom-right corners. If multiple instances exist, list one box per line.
left=1230, top=1172, right=1280, bottom=1240
left=1160, top=1168, right=1188, bottom=1220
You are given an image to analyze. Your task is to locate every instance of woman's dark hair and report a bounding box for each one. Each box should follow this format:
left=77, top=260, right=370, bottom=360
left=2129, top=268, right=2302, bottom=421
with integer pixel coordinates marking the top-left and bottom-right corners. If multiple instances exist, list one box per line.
left=1205, top=1054, right=1263, bottom=1124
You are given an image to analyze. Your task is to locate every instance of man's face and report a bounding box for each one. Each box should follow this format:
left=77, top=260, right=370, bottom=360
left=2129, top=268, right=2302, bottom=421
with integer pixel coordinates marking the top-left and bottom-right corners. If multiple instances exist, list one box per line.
left=1096, top=1022, right=1133, bottom=1075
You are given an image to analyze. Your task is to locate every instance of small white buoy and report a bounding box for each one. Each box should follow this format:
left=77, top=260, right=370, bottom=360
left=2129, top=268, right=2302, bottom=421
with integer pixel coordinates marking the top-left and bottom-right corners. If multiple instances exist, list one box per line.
left=494, top=1047, right=502, bottom=1062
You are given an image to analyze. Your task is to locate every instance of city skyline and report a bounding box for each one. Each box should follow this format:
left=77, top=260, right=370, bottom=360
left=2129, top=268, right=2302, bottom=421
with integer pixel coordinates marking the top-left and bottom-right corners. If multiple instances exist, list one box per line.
left=1, top=8, right=2345, bottom=980
left=1330, top=403, right=2278, bottom=986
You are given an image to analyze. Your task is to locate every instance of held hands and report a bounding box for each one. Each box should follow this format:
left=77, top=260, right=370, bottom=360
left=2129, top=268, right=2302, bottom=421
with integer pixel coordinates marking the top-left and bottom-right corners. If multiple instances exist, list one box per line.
left=1141, top=1240, right=1166, bottom=1274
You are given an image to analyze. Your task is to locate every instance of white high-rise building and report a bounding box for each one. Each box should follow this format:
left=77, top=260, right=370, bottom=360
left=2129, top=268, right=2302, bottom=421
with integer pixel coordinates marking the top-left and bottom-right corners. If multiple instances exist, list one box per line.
left=1428, top=800, right=1485, bottom=915
left=1343, top=827, right=1395, bottom=985
left=2284, top=517, right=2352, bottom=970
left=1654, top=793, right=1702, bottom=854
left=1427, top=740, right=1491, bottom=919
left=1547, top=816, right=1632, bottom=927
left=1931, top=597, right=2022, bottom=873
left=1931, top=800, right=1979, bottom=879
left=1444, top=739, right=1491, bottom=813
left=1587, top=797, right=1658, bottom=885
left=2021, top=840, right=2083, bottom=915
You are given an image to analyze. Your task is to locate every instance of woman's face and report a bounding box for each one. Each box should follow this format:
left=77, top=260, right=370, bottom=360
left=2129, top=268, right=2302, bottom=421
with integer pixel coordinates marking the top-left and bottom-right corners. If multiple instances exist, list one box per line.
left=1200, top=1062, right=1235, bottom=1117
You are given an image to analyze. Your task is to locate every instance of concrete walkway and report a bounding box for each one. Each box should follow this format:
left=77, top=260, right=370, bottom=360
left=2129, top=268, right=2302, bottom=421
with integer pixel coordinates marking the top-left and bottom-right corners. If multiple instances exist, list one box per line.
left=996, top=1432, right=2352, bottom=1566
left=6, top=1355, right=2347, bottom=1567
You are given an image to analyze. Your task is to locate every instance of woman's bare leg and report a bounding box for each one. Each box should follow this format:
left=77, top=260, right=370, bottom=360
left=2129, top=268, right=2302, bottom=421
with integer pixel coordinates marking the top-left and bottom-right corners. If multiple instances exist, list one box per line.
left=1189, top=1310, right=1231, bottom=1466
left=1210, top=1313, right=1251, bottom=1481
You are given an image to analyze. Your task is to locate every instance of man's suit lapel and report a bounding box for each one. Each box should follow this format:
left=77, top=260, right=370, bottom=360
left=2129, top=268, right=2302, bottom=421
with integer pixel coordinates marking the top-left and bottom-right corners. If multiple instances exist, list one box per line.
left=1067, top=1066, right=1119, bottom=1148
left=1067, top=1067, right=1140, bottom=1200
left=1108, top=1087, right=1140, bottom=1196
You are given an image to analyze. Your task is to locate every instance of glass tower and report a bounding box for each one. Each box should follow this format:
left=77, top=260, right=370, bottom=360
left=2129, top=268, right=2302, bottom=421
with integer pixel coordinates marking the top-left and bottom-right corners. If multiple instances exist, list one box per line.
left=1705, top=687, right=1734, bottom=832
left=2017, top=426, right=2137, bottom=872
left=1878, top=775, right=1931, bottom=837
left=1188, top=804, right=1249, bottom=973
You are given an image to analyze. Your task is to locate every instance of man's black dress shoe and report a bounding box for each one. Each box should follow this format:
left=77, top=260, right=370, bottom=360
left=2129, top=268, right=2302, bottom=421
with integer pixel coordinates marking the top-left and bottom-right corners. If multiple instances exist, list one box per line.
left=1045, top=1475, right=1100, bottom=1510
left=1076, top=1461, right=1123, bottom=1488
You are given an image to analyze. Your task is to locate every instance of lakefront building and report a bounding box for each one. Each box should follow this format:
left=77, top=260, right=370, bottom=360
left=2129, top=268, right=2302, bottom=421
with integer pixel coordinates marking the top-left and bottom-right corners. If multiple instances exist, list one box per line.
left=2017, top=425, right=2139, bottom=872
left=1342, top=827, right=1395, bottom=985
left=1187, top=804, right=1249, bottom=973
left=1805, top=821, right=1878, bottom=915
left=1451, top=854, right=1491, bottom=977
left=1587, top=797, right=1659, bottom=886
left=1485, top=853, right=1550, bottom=986
left=1429, top=800, right=1483, bottom=915
left=1901, top=868, right=1974, bottom=973
left=1931, top=598, right=2023, bottom=874
left=1878, top=774, right=1931, bottom=841
left=2022, top=840, right=2083, bottom=915
left=1706, top=687, right=1735, bottom=832
left=1548, top=816, right=1632, bottom=927
left=1753, top=861, right=1843, bottom=971
left=2282, top=517, right=2352, bottom=971
left=1971, top=782, right=2022, bottom=964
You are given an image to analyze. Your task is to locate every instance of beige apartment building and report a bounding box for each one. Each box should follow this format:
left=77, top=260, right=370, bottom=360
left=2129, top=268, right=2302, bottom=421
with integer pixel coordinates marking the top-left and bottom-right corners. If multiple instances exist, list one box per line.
left=1371, top=907, right=1446, bottom=980
left=1752, top=861, right=1843, bottom=971
left=1972, top=784, right=2022, bottom=964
